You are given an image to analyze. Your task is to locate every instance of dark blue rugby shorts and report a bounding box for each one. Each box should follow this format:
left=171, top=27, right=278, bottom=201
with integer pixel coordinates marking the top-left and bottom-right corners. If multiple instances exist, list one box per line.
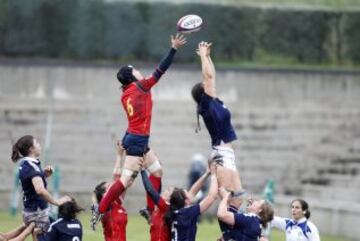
left=122, top=132, right=150, bottom=157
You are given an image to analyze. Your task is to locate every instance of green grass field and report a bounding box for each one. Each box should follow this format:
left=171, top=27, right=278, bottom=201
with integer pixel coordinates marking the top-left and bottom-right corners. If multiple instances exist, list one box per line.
left=0, top=212, right=352, bottom=241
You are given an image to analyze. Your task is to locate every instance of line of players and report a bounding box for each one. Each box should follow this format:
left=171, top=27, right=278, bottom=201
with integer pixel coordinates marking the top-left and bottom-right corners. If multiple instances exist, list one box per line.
left=91, top=34, right=320, bottom=241
left=5, top=34, right=320, bottom=241
left=92, top=34, right=272, bottom=241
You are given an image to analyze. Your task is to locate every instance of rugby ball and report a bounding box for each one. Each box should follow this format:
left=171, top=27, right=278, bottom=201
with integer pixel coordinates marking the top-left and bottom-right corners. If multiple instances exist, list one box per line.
left=177, top=14, right=203, bottom=34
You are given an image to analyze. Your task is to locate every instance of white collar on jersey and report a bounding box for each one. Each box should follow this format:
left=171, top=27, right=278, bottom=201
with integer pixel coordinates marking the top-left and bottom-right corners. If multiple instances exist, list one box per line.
left=20, top=156, right=40, bottom=164
left=294, top=217, right=307, bottom=224
left=245, top=212, right=261, bottom=219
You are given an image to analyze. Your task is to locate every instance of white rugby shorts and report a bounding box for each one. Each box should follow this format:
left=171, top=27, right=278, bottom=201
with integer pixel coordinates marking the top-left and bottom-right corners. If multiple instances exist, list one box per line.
left=211, top=146, right=237, bottom=171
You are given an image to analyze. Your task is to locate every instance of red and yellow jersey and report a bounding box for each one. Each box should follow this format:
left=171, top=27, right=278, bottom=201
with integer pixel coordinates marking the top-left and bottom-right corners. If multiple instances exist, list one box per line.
left=121, top=76, right=158, bottom=136
left=102, top=199, right=128, bottom=241
left=150, top=197, right=171, bottom=241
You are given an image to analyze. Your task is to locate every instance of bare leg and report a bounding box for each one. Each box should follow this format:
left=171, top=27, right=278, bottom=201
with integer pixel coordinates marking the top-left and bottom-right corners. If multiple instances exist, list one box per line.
left=216, top=166, right=242, bottom=192
left=144, top=150, right=163, bottom=177
left=99, top=155, right=141, bottom=213
left=120, top=155, right=142, bottom=187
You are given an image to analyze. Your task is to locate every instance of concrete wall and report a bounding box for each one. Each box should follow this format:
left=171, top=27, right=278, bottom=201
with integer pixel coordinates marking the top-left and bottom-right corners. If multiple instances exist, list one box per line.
left=0, top=63, right=359, bottom=239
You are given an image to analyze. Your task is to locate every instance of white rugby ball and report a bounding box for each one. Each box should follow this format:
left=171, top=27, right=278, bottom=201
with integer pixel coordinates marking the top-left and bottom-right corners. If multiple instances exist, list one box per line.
left=176, top=14, right=203, bottom=34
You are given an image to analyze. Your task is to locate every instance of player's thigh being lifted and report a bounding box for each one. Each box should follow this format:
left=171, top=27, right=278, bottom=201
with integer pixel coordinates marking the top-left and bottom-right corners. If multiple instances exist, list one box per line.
left=120, top=155, right=143, bottom=187
left=144, top=149, right=162, bottom=177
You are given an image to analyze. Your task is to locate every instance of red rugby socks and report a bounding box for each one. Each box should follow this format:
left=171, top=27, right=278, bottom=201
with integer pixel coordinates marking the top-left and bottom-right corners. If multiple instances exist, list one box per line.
left=99, top=179, right=125, bottom=213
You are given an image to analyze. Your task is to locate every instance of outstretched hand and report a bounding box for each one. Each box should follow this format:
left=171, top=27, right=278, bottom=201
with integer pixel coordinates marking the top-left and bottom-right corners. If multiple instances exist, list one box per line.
left=57, top=195, right=72, bottom=206
left=196, top=41, right=212, bottom=57
left=171, top=33, right=187, bottom=49
left=44, top=165, right=53, bottom=178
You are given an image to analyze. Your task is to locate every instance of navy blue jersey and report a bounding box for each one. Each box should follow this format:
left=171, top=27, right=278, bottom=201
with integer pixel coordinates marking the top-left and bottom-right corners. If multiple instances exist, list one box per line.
left=198, top=93, right=237, bottom=146
left=18, top=158, right=48, bottom=211
left=218, top=206, right=239, bottom=241
left=232, top=213, right=262, bottom=241
left=171, top=204, right=200, bottom=241
left=39, top=218, right=83, bottom=241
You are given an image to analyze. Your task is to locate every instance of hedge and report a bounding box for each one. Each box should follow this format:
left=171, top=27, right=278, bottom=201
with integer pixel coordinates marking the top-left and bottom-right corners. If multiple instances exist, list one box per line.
left=0, top=0, right=359, bottom=64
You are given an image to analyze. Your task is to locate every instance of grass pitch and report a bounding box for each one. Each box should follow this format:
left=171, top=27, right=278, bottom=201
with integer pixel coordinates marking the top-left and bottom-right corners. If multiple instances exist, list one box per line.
left=0, top=212, right=352, bottom=241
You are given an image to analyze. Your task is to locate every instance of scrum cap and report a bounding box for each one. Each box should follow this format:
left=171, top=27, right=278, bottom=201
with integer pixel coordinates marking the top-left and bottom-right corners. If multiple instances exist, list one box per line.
left=117, top=65, right=136, bottom=86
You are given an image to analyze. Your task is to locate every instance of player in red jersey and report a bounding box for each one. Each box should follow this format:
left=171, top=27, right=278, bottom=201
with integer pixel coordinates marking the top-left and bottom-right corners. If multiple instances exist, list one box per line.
left=91, top=141, right=135, bottom=241
left=141, top=170, right=172, bottom=241
left=140, top=156, right=218, bottom=241
left=99, top=34, right=186, bottom=217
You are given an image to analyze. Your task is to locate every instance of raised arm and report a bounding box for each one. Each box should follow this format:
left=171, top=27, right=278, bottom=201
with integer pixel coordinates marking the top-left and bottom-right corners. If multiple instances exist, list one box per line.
left=1, top=224, right=26, bottom=240
left=8, top=223, right=35, bottom=241
left=112, top=141, right=125, bottom=181
left=207, top=52, right=216, bottom=82
left=140, top=170, right=161, bottom=206
left=270, top=216, right=287, bottom=231
left=1, top=223, right=35, bottom=241
left=197, top=41, right=216, bottom=97
left=217, top=187, right=235, bottom=225
left=199, top=162, right=218, bottom=213
left=152, top=34, right=187, bottom=80
left=188, top=170, right=210, bottom=201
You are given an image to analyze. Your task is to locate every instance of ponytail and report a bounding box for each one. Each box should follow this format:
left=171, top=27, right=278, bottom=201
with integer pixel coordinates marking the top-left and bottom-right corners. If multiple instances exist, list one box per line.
left=191, top=83, right=204, bottom=133
left=11, top=144, right=20, bottom=162
left=164, top=188, right=186, bottom=226
left=11, top=135, right=34, bottom=162
left=195, top=106, right=201, bottom=133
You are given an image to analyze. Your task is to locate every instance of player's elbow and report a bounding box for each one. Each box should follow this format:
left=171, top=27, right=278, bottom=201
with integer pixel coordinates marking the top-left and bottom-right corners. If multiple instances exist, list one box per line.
left=98, top=200, right=108, bottom=214
left=34, top=185, right=46, bottom=195
left=217, top=211, right=232, bottom=225
left=203, top=73, right=214, bottom=82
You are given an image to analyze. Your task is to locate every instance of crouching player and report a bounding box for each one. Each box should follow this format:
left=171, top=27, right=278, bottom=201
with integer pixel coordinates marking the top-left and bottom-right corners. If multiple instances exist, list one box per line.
left=36, top=198, right=84, bottom=241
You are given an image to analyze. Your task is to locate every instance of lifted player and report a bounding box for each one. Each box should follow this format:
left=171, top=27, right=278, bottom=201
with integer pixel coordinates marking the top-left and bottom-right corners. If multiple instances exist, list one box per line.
left=99, top=34, right=186, bottom=221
